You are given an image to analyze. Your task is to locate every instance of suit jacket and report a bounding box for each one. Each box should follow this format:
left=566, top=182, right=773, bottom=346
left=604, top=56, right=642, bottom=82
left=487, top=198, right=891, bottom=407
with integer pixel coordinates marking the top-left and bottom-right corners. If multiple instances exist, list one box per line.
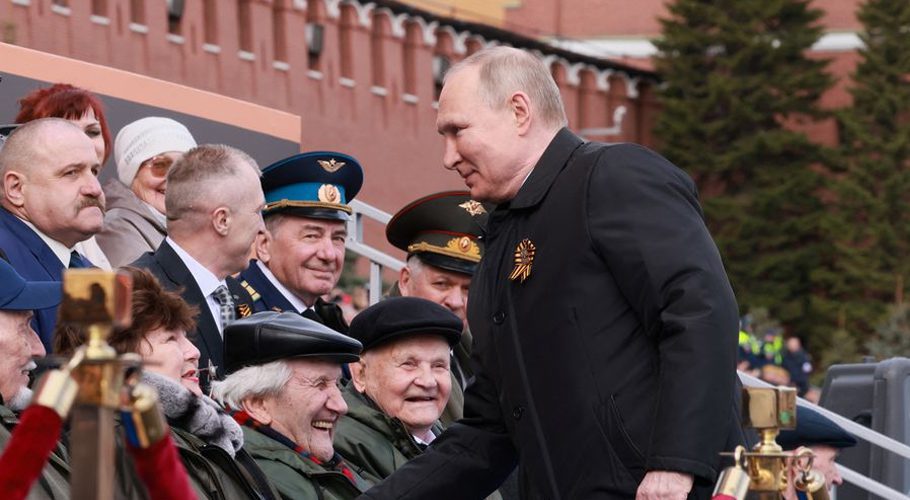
left=238, top=259, right=349, bottom=334
left=362, top=129, right=743, bottom=499
left=0, top=208, right=69, bottom=351
left=131, top=240, right=251, bottom=383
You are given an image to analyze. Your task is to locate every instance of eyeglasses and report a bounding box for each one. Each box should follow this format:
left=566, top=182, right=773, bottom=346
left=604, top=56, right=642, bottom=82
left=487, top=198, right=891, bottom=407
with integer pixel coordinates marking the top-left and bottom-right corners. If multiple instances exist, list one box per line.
left=141, top=155, right=175, bottom=178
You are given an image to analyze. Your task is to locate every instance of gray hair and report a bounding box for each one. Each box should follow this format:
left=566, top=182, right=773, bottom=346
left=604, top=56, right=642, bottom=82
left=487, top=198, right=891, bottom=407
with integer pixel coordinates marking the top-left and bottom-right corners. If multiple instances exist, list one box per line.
left=210, top=360, right=293, bottom=409
left=446, top=47, right=568, bottom=129
left=0, top=118, right=81, bottom=177
left=165, top=144, right=261, bottom=223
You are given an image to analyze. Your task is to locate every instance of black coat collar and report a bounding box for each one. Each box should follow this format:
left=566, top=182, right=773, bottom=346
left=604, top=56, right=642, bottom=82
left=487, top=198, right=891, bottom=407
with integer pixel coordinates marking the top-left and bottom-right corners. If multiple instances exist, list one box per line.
left=507, top=128, right=585, bottom=211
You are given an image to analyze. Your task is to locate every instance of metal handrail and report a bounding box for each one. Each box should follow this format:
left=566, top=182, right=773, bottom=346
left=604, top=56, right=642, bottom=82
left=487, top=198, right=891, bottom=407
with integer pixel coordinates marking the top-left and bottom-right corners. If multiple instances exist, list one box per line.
left=346, top=199, right=405, bottom=305
left=739, top=371, right=910, bottom=499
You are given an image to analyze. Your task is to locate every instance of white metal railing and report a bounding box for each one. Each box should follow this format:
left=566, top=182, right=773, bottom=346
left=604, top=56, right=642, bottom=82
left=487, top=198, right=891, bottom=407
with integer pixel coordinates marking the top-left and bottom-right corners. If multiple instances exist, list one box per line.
left=739, top=371, right=910, bottom=500
left=347, top=199, right=405, bottom=305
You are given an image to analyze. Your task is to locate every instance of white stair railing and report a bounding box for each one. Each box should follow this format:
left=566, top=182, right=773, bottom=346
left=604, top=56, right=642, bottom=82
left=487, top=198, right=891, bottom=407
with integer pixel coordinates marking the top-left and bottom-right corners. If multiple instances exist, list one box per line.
left=347, top=199, right=405, bottom=305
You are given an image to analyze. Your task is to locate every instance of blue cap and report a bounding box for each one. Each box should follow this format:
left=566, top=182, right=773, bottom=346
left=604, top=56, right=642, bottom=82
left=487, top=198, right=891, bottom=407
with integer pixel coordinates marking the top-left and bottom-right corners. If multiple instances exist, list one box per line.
left=0, top=258, right=62, bottom=311
left=777, top=406, right=858, bottom=450
left=261, top=151, right=364, bottom=221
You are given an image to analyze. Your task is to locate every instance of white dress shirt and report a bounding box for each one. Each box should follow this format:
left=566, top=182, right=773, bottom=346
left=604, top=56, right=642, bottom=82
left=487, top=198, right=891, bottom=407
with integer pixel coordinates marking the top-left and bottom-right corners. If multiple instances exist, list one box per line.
left=167, top=237, right=230, bottom=334
left=19, top=217, right=75, bottom=267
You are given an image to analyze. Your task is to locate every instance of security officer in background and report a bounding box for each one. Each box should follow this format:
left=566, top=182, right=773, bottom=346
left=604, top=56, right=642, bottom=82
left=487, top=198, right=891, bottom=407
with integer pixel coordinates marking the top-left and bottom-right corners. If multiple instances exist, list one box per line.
left=385, top=191, right=492, bottom=425
left=238, top=151, right=363, bottom=334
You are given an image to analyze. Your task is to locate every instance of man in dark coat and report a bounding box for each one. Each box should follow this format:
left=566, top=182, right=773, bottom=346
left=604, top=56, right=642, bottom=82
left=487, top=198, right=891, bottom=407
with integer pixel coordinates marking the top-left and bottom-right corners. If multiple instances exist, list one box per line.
left=238, top=151, right=363, bottom=334
left=0, top=119, right=104, bottom=350
left=132, top=144, right=263, bottom=386
left=363, top=47, right=742, bottom=500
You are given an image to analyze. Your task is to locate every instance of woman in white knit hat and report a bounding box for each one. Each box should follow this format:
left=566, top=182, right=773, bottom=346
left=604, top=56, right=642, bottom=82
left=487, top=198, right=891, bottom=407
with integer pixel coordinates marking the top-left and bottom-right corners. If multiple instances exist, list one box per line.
left=95, top=117, right=197, bottom=267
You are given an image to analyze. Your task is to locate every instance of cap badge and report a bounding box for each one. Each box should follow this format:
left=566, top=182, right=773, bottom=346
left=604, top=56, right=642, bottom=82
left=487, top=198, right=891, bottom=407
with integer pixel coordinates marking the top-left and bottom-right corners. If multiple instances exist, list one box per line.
left=318, top=158, right=345, bottom=173
left=459, top=200, right=486, bottom=216
left=508, top=238, right=536, bottom=283
left=318, top=184, right=341, bottom=204
left=446, top=236, right=480, bottom=259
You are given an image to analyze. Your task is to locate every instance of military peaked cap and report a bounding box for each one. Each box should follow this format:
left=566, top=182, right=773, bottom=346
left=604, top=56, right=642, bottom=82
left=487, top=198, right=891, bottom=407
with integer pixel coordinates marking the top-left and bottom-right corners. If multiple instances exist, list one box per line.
left=386, top=191, right=492, bottom=276
left=777, top=406, right=858, bottom=450
left=348, top=296, right=462, bottom=351
left=223, top=311, right=362, bottom=375
left=261, top=151, right=363, bottom=221
left=0, top=258, right=62, bottom=311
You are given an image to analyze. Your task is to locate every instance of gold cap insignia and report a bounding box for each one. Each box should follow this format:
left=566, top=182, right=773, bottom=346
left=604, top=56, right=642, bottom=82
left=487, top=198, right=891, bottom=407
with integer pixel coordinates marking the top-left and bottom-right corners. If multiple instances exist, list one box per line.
left=459, top=200, right=486, bottom=216
left=318, top=159, right=345, bottom=173
left=318, top=184, right=342, bottom=204
left=508, top=238, right=536, bottom=283
left=444, top=236, right=480, bottom=258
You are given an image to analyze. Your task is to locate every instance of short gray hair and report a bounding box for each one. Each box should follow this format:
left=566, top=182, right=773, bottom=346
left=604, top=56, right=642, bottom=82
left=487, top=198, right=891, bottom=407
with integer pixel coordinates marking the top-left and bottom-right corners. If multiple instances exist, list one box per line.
left=0, top=118, right=80, bottom=177
left=165, top=144, right=261, bottom=223
left=446, top=47, right=567, bottom=129
left=210, top=360, right=293, bottom=409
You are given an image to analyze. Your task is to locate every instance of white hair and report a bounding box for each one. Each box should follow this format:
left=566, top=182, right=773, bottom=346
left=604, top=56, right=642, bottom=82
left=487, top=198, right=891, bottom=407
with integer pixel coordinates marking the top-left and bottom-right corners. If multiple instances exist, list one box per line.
left=210, top=360, right=292, bottom=409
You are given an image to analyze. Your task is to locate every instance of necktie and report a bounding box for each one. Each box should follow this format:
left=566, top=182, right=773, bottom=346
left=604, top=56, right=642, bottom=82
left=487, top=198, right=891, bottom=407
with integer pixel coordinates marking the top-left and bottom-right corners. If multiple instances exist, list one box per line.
left=302, top=308, right=321, bottom=323
left=68, top=250, right=88, bottom=269
left=212, top=285, right=236, bottom=330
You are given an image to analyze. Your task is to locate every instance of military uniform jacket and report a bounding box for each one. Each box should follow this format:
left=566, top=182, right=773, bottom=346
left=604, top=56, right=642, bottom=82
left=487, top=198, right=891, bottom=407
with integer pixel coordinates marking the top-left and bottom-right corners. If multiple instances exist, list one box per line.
left=0, top=404, right=69, bottom=499
left=363, top=129, right=743, bottom=500
left=239, top=260, right=349, bottom=334
left=131, top=240, right=252, bottom=383
left=241, top=426, right=370, bottom=500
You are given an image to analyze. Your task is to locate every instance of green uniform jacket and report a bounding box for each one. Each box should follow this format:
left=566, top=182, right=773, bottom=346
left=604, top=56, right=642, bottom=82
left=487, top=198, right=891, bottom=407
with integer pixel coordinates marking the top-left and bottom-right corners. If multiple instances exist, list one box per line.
left=171, top=426, right=281, bottom=499
left=242, top=425, right=371, bottom=500
left=0, top=404, right=69, bottom=500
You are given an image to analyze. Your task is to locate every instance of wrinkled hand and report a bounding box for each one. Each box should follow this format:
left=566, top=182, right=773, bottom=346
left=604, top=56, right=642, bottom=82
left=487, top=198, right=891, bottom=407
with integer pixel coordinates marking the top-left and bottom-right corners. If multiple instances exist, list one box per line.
left=635, top=471, right=693, bottom=500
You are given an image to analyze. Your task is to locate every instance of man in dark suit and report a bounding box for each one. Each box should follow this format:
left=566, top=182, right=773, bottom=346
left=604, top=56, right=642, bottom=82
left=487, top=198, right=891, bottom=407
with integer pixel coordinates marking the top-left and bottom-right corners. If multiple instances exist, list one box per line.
left=132, top=144, right=264, bottom=386
left=364, top=47, right=742, bottom=500
left=238, top=151, right=363, bottom=334
left=0, top=119, right=104, bottom=350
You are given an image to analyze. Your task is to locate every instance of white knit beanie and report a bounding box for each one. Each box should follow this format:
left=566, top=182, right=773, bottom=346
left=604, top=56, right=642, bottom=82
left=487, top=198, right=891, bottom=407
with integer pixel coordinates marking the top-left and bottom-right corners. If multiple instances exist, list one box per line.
left=114, top=117, right=197, bottom=185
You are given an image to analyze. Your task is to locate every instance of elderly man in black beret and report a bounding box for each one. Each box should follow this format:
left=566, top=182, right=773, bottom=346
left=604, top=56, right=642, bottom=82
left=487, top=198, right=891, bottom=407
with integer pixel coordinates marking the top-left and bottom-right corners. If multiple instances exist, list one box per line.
left=211, top=311, right=372, bottom=499
left=333, top=297, right=464, bottom=484
left=777, top=406, right=857, bottom=499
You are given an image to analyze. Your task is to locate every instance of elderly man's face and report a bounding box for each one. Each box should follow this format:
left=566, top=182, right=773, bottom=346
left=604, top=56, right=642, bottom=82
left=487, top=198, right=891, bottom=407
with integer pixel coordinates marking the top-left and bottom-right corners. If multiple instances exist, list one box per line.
left=811, top=445, right=843, bottom=489
left=399, top=263, right=471, bottom=329
left=263, top=359, right=347, bottom=462
left=0, top=310, right=46, bottom=403
left=436, top=66, right=527, bottom=203
left=9, top=125, right=104, bottom=247
left=352, top=335, right=451, bottom=436
left=260, top=216, right=346, bottom=306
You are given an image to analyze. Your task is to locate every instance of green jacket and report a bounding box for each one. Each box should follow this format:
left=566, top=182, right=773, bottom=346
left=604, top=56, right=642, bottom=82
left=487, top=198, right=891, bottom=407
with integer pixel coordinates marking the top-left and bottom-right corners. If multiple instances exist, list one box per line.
left=242, top=426, right=371, bottom=500
left=334, top=385, right=442, bottom=483
left=0, top=404, right=70, bottom=500
left=171, top=426, right=280, bottom=499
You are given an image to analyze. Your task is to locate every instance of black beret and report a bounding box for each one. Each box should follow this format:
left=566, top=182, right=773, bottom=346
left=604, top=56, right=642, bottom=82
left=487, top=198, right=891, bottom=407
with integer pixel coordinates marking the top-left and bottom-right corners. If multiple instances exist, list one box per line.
left=348, top=297, right=462, bottom=351
left=223, top=311, right=362, bottom=375
left=777, top=406, right=858, bottom=450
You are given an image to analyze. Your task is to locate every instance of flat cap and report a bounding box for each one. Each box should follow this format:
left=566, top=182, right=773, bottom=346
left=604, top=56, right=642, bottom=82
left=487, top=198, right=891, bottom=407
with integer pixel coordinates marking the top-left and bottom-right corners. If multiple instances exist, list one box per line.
left=386, top=191, right=492, bottom=276
left=223, top=311, right=362, bottom=375
left=777, top=406, right=858, bottom=450
left=349, top=297, right=462, bottom=351
left=261, top=151, right=363, bottom=221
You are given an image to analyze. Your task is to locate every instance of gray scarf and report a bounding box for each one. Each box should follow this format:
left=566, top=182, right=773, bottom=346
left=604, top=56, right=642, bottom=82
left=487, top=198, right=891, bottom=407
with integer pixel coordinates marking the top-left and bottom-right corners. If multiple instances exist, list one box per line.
left=140, top=372, right=243, bottom=457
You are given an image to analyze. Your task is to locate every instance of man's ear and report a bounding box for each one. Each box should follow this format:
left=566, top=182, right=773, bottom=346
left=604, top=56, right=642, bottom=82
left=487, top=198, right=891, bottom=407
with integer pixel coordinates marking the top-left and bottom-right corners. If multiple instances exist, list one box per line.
left=256, top=228, right=273, bottom=263
left=349, top=360, right=368, bottom=393
left=509, top=91, right=532, bottom=134
left=3, top=171, right=27, bottom=208
left=212, top=206, right=231, bottom=236
left=241, top=396, right=273, bottom=426
left=398, top=266, right=412, bottom=296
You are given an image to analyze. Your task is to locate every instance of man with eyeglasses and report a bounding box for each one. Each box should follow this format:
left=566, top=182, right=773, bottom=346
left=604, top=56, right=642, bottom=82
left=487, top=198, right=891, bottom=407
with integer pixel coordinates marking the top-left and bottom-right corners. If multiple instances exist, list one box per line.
left=96, top=116, right=197, bottom=267
left=132, top=144, right=264, bottom=390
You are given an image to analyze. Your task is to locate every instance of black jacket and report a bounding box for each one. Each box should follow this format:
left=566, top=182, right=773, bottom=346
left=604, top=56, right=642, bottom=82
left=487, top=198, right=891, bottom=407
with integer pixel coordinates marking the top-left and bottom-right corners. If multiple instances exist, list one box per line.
left=363, top=129, right=743, bottom=499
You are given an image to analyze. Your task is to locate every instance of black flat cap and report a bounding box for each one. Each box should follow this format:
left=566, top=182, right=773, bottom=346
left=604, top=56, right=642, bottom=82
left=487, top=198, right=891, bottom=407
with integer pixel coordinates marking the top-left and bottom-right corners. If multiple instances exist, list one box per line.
left=349, top=297, right=462, bottom=351
left=223, top=311, right=362, bottom=375
left=777, top=406, right=858, bottom=450
left=386, top=191, right=492, bottom=276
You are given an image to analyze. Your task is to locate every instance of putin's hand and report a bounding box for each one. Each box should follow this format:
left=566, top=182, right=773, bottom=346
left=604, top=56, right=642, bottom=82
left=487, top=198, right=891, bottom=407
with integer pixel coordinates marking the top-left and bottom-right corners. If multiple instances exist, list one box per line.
left=635, top=470, right=693, bottom=500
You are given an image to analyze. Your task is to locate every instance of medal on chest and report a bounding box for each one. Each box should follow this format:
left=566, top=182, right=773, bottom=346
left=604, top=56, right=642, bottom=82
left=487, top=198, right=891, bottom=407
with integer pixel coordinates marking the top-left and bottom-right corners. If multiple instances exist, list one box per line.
left=508, top=238, right=536, bottom=283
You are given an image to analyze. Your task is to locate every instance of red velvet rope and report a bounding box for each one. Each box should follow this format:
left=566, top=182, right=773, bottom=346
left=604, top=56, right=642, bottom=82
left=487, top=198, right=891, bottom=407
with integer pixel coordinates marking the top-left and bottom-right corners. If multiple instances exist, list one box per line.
left=127, top=434, right=197, bottom=500
left=0, top=405, right=63, bottom=500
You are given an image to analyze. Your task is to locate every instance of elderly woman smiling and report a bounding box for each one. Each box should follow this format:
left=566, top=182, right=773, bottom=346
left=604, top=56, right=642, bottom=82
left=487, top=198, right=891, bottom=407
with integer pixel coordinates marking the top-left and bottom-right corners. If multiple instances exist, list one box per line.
left=54, top=267, right=278, bottom=500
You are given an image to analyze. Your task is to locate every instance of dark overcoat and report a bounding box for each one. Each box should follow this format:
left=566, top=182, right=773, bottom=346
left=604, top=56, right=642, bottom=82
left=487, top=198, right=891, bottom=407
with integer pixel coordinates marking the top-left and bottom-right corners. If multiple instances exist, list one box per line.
left=362, top=129, right=743, bottom=499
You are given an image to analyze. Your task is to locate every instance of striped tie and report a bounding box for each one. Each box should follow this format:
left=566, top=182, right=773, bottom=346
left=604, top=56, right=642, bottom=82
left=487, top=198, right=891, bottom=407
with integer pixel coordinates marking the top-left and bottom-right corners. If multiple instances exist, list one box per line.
left=212, top=285, right=236, bottom=330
